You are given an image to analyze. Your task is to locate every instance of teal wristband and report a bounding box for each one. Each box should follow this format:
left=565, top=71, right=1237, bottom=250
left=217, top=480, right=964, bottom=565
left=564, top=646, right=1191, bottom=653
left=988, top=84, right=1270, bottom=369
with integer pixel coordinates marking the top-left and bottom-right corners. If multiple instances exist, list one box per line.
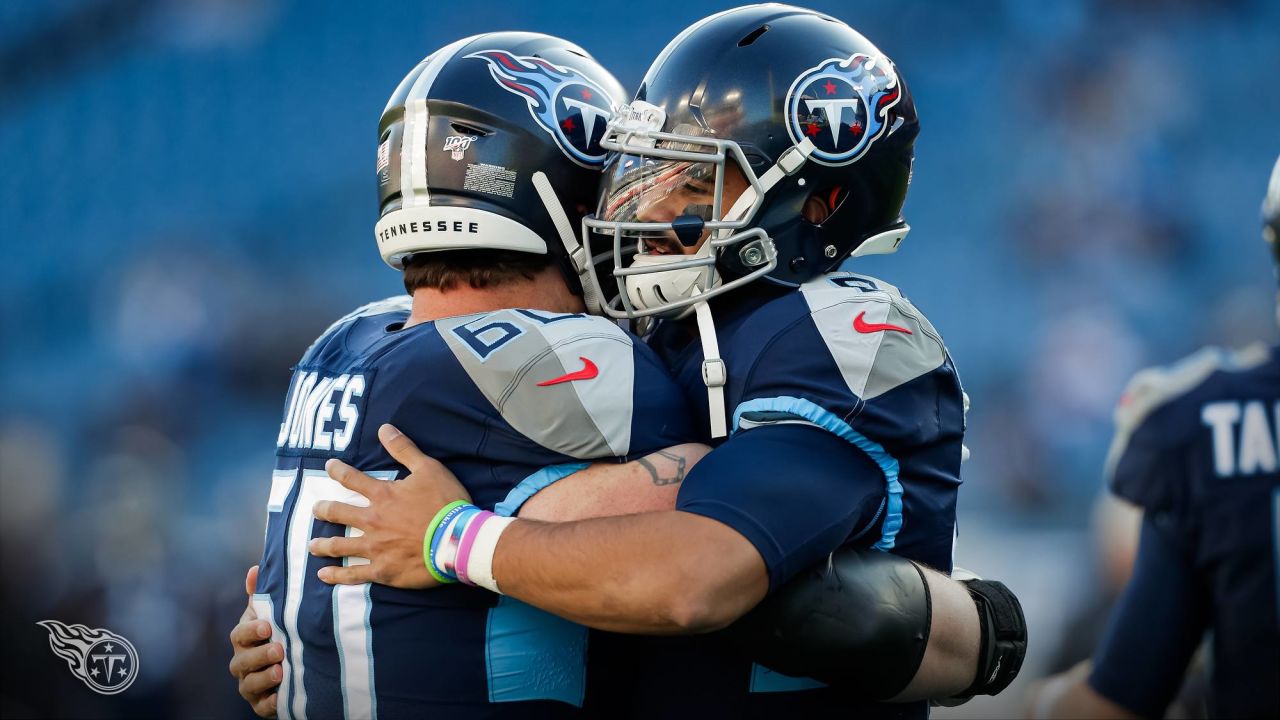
left=424, top=500, right=470, bottom=584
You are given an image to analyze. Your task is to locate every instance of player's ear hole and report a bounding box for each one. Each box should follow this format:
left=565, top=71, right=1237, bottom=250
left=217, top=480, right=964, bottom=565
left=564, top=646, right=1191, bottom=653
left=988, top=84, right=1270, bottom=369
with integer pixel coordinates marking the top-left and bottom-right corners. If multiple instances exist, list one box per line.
left=803, top=195, right=830, bottom=224
left=450, top=122, right=492, bottom=137
left=803, top=186, right=843, bottom=225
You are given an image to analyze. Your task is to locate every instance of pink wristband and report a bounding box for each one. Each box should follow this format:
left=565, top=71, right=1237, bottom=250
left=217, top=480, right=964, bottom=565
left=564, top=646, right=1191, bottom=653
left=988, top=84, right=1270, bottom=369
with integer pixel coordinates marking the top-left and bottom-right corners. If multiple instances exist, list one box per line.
left=454, top=510, right=495, bottom=586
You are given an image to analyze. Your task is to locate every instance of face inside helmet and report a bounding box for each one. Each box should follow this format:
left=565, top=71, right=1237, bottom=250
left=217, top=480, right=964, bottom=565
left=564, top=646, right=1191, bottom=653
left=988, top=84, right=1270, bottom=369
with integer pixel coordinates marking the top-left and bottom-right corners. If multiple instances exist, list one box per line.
left=582, top=104, right=782, bottom=320
left=596, top=125, right=753, bottom=255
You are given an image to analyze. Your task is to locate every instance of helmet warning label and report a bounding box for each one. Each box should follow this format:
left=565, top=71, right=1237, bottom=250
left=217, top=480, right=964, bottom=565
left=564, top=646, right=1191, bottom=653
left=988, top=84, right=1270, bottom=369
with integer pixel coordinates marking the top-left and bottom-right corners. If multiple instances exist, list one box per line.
left=377, top=139, right=392, bottom=185
left=464, top=163, right=517, bottom=198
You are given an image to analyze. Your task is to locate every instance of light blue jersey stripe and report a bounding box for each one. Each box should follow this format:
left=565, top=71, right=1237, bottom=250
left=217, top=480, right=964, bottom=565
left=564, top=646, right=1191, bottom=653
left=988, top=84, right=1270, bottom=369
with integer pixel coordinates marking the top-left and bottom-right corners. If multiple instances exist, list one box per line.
left=485, top=597, right=588, bottom=706
left=486, top=465, right=591, bottom=706
left=732, top=395, right=903, bottom=551
left=494, top=462, right=590, bottom=517
left=749, top=663, right=827, bottom=693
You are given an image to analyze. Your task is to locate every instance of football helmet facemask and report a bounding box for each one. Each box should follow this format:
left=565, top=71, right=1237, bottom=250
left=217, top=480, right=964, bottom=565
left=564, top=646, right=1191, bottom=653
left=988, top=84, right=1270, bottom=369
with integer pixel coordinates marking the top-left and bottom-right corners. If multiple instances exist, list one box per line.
left=581, top=4, right=919, bottom=320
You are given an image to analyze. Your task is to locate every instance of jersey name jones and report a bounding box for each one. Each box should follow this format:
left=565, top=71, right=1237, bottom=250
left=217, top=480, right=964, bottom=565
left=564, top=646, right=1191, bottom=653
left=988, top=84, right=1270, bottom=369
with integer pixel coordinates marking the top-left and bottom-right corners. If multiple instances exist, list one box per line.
left=277, top=371, right=367, bottom=452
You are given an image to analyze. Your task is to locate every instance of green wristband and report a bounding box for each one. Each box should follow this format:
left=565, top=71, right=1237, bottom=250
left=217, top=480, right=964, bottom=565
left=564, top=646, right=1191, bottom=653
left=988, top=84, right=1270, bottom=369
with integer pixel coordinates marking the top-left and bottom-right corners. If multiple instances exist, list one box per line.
left=423, top=500, right=469, bottom=584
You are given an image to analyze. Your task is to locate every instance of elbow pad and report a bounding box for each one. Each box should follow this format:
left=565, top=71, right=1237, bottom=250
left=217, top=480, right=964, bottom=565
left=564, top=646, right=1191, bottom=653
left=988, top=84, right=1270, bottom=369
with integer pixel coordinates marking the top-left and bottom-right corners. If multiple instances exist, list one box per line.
left=721, top=546, right=931, bottom=699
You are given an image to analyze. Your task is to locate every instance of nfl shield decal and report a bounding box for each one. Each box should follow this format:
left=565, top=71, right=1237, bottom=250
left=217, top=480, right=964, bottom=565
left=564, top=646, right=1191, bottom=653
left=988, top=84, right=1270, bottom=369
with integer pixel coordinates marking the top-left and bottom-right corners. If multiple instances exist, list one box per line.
left=785, top=53, right=901, bottom=166
left=467, top=50, right=616, bottom=168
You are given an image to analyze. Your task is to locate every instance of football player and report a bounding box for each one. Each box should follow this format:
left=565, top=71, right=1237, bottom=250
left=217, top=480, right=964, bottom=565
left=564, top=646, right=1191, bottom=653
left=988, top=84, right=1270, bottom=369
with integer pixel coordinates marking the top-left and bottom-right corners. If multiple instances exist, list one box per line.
left=309, top=5, right=1025, bottom=717
left=233, top=32, right=709, bottom=719
left=229, top=25, right=1020, bottom=719
left=1027, top=157, right=1280, bottom=719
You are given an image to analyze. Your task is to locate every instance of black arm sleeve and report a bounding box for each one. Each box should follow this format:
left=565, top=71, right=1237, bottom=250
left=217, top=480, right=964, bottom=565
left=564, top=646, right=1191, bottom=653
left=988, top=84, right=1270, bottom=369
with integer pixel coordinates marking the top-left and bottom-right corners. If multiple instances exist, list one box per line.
left=721, top=546, right=931, bottom=698
left=1087, top=515, right=1209, bottom=717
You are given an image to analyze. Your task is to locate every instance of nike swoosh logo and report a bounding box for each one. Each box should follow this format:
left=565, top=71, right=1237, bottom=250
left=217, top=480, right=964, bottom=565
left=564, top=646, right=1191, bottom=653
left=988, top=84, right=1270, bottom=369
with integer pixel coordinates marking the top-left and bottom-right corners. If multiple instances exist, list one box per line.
left=536, top=357, right=599, bottom=386
left=853, top=311, right=912, bottom=335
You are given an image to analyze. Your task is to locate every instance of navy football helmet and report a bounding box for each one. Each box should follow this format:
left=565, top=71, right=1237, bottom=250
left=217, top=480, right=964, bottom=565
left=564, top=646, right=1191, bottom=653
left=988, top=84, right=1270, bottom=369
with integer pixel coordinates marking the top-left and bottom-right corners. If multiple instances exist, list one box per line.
left=581, top=4, right=919, bottom=319
left=375, top=32, right=624, bottom=299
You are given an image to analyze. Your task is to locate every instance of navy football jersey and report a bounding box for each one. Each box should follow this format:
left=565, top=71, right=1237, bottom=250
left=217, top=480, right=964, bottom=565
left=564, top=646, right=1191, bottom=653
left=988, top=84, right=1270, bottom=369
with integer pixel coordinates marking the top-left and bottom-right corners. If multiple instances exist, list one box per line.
left=636, top=272, right=966, bottom=716
left=1100, top=343, right=1280, bottom=717
left=254, top=296, right=694, bottom=720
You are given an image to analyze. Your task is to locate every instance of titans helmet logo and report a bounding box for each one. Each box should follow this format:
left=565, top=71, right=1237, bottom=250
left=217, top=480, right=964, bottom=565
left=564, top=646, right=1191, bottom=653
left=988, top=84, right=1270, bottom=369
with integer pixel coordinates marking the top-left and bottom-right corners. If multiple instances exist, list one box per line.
left=785, top=53, right=901, bottom=166
left=467, top=50, right=616, bottom=168
left=38, top=620, right=140, bottom=695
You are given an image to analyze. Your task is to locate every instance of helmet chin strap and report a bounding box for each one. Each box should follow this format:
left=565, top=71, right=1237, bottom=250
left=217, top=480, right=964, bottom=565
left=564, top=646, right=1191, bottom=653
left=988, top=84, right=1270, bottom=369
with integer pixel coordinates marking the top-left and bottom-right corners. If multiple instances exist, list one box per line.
left=610, top=138, right=820, bottom=437
left=718, top=137, right=816, bottom=236
left=639, top=139, right=819, bottom=437
left=535, top=171, right=721, bottom=437
left=693, top=295, right=728, bottom=438
left=532, top=171, right=604, bottom=314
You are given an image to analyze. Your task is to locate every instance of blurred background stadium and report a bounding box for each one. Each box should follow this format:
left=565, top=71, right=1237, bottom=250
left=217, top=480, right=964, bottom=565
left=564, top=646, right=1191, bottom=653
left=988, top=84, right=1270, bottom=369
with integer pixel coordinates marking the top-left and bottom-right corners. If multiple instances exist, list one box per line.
left=1, top=0, right=1277, bottom=717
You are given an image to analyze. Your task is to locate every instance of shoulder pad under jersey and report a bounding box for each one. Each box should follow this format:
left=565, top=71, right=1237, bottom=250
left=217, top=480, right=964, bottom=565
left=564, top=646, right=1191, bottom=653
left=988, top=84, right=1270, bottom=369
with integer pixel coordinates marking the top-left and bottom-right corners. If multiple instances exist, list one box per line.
left=436, top=309, right=642, bottom=459
left=300, top=295, right=413, bottom=362
left=795, top=272, right=951, bottom=401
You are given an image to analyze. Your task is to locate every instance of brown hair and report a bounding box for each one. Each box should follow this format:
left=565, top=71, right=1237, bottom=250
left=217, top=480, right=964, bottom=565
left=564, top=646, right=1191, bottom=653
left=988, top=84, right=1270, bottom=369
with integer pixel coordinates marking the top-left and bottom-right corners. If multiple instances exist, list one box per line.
left=401, top=250, right=553, bottom=294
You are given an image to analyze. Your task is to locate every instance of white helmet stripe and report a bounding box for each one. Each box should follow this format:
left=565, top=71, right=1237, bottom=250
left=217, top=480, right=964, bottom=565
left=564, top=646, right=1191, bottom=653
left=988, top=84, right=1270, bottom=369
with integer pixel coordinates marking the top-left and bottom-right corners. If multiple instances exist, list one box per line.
left=399, top=34, right=483, bottom=209
left=405, top=98, right=430, bottom=206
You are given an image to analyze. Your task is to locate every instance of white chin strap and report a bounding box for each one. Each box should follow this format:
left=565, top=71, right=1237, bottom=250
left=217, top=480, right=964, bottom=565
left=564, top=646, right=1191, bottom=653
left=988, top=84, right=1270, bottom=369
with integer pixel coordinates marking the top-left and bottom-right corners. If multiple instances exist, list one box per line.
left=623, top=262, right=727, bottom=437
left=532, top=171, right=605, bottom=314
left=693, top=297, right=728, bottom=438
left=614, top=138, right=822, bottom=437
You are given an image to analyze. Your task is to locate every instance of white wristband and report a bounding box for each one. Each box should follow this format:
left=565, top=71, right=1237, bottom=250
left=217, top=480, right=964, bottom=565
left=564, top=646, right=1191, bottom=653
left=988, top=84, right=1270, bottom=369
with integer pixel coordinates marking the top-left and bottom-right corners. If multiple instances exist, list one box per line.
left=464, top=516, right=515, bottom=594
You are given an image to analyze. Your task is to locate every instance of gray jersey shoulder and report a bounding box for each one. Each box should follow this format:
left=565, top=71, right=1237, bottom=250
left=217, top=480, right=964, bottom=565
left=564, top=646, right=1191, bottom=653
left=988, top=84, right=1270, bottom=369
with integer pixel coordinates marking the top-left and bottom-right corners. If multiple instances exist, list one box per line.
left=437, top=310, right=638, bottom=459
left=797, top=272, right=951, bottom=401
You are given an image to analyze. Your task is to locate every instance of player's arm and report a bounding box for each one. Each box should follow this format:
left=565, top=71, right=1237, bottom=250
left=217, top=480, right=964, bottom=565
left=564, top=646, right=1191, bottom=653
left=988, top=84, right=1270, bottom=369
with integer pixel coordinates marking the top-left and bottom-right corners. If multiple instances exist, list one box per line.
left=313, top=422, right=886, bottom=632
left=1025, top=661, right=1138, bottom=720
left=726, top=548, right=1026, bottom=702
left=1027, top=515, right=1208, bottom=719
left=225, top=445, right=708, bottom=713
left=313, top=425, right=1023, bottom=700
left=514, top=443, right=710, bottom=521
left=1027, top=360, right=1210, bottom=718
left=494, top=421, right=893, bottom=633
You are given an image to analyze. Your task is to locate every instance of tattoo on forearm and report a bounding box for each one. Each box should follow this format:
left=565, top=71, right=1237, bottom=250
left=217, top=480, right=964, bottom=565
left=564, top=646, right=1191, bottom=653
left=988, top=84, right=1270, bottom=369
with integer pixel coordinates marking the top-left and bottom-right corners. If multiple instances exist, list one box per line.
left=637, top=449, right=688, bottom=486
